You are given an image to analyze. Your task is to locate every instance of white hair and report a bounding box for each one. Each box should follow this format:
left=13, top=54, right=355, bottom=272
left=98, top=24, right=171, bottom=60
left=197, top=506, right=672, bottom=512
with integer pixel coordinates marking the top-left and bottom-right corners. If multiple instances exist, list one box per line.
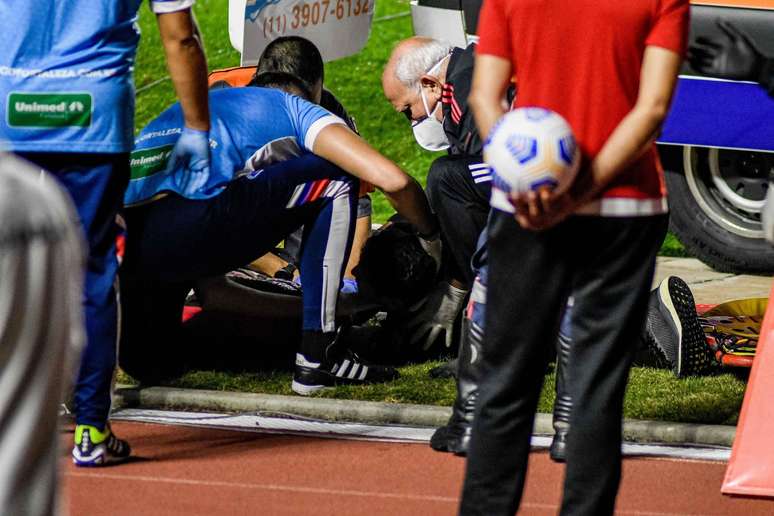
left=395, top=39, right=454, bottom=92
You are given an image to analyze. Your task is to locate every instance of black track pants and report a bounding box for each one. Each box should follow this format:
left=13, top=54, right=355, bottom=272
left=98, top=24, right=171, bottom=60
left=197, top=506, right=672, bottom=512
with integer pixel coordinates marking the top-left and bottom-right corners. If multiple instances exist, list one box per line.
left=460, top=210, right=668, bottom=516
left=425, top=155, right=491, bottom=288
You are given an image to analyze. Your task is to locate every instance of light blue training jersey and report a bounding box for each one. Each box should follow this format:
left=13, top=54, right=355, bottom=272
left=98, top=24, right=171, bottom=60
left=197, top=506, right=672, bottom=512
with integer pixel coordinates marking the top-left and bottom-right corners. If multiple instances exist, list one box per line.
left=0, top=0, right=194, bottom=153
left=125, top=87, right=345, bottom=205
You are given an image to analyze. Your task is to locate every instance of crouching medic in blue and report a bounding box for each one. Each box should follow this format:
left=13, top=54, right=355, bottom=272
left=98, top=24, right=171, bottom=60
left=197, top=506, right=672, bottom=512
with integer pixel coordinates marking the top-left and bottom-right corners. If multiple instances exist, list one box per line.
left=120, top=74, right=442, bottom=395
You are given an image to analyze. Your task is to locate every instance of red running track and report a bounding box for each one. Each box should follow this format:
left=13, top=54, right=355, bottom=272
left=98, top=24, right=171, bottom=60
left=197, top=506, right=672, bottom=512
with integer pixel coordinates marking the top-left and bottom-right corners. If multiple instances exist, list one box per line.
left=62, top=422, right=773, bottom=515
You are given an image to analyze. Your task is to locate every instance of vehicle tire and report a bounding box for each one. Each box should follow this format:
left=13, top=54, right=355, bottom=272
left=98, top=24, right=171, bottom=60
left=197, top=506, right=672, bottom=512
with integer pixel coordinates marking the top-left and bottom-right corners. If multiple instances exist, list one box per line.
left=659, top=144, right=774, bottom=274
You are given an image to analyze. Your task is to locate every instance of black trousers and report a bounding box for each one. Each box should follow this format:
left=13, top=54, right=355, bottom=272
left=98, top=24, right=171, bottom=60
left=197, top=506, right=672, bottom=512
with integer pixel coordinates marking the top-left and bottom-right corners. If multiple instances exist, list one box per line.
left=460, top=210, right=668, bottom=516
left=425, top=154, right=491, bottom=288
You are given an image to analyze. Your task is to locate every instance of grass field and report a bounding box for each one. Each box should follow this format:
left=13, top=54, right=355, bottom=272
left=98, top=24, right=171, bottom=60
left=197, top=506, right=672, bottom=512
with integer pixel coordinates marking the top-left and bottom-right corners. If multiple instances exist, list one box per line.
left=129, top=363, right=746, bottom=425
left=124, top=1, right=749, bottom=424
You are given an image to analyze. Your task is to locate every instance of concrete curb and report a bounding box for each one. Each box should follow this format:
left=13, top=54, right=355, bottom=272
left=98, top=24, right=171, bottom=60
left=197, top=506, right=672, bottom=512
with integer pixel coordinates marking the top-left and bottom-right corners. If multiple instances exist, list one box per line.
left=114, top=386, right=737, bottom=447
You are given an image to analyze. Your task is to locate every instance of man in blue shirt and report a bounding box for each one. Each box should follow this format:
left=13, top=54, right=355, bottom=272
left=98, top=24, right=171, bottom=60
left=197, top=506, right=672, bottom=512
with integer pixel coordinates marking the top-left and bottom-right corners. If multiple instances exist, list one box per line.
left=119, top=76, right=441, bottom=395
left=0, top=0, right=210, bottom=466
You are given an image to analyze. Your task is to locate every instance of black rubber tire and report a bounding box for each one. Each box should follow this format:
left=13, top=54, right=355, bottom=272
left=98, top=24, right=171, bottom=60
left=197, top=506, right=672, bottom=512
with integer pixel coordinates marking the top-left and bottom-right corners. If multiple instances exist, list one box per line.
left=659, top=145, right=774, bottom=274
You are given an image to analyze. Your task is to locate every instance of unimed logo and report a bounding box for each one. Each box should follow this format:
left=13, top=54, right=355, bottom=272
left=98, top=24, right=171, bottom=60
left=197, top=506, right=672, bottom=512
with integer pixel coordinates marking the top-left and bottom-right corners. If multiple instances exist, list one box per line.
left=130, top=144, right=175, bottom=180
left=15, top=101, right=67, bottom=113
left=8, top=92, right=92, bottom=127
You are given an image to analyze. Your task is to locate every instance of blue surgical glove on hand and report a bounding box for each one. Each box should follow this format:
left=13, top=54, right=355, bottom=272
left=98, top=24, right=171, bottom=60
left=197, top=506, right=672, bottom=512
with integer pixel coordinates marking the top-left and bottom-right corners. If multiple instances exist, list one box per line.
left=341, top=278, right=359, bottom=294
left=170, top=126, right=211, bottom=197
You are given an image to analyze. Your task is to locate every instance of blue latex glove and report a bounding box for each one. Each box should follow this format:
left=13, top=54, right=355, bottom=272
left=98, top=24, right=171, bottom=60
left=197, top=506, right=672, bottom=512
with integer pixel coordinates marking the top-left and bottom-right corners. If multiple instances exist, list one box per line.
left=293, top=276, right=359, bottom=294
left=170, top=127, right=211, bottom=197
left=341, top=278, right=358, bottom=294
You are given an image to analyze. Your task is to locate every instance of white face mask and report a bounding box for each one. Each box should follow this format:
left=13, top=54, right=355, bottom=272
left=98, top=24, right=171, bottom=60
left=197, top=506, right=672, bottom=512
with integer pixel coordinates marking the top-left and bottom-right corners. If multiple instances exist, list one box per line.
left=411, top=56, right=450, bottom=152
left=412, top=89, right=449, bottom=151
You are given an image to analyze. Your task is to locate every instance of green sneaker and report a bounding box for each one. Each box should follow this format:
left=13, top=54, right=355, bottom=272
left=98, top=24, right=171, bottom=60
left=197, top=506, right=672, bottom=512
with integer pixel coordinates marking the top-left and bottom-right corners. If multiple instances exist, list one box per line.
left=72, top=424, right=131, bottom=467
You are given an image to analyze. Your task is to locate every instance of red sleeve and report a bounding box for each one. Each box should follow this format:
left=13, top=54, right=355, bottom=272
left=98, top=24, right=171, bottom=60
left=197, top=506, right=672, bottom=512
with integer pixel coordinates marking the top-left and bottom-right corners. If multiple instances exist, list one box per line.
left=645, top=0, right=690, bottom=56
left=475, top=0, right=512, bottom=60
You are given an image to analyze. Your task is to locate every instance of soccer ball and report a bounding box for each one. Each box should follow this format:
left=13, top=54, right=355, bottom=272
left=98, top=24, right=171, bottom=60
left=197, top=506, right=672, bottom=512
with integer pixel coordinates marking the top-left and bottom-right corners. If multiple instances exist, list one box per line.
left=485, top=107, right=580, bottom=212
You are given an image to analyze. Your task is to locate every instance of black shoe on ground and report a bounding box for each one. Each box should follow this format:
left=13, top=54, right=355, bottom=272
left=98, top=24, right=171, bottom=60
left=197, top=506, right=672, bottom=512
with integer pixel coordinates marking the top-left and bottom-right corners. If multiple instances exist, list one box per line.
left=429, top=387, right=477, bottom=456
left=549, top=429, right=567, bottom=463
left=644, top=276, right=713, bottom=377
left=292, top=348, right=399, bottom=396
left=429, top=423, right=453, bottom=452
left=430, top=419, right=472, bottom=456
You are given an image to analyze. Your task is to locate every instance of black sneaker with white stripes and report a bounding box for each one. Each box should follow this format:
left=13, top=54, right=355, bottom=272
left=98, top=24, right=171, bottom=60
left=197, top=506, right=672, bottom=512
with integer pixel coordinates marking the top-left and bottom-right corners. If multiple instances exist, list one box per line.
left=292, top=348, right=400, bottom=396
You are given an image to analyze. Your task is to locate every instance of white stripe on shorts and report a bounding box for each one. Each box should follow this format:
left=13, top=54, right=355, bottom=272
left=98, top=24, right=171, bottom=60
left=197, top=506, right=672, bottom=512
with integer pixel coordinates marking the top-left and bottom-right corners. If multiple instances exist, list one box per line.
left=320, top=187, right=352, bottom=332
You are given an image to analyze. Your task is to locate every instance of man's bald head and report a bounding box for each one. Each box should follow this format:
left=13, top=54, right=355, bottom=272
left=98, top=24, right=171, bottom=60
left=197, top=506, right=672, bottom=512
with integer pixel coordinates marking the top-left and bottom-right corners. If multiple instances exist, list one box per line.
left=382, top=37, right=455, bottom=122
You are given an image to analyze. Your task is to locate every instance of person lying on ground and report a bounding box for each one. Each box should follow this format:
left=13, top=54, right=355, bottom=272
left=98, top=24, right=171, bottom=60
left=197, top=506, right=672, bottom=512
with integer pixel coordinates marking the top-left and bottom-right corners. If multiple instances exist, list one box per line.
left=119, top=73, right=441, bottom=395
left=123, top=218, right=439, bottom=383
left=195, top=217, right=437, bottom=320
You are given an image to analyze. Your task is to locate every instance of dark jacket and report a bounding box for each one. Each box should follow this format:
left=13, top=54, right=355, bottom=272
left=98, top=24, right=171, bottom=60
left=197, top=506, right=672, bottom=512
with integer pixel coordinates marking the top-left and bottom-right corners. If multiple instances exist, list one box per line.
left=441, top=44, right=515, bottom=156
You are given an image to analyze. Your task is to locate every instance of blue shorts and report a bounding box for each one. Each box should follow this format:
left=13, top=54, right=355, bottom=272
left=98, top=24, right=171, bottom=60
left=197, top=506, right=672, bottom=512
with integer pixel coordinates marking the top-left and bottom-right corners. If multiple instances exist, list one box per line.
left=17, top=152, right=129, bottom=429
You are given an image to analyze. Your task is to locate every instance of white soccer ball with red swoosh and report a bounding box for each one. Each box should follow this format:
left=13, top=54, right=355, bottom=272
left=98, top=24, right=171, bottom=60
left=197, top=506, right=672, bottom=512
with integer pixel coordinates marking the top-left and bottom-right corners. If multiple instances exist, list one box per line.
left=485, top=107, right=580, bottom=212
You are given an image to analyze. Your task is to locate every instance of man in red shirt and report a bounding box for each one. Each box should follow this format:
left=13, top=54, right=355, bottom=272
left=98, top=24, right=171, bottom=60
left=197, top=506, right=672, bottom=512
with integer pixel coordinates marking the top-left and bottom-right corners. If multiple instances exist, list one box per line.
left=460, top=1, right=689, bottom=514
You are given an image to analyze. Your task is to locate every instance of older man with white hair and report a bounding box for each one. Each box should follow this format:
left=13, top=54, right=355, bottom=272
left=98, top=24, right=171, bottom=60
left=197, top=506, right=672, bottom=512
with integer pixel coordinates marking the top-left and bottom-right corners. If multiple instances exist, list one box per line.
left=382, top=37, right=504, bottom=455
left=383, top=37, right=580, bottom=462
left=383, top=38, right=488, bottom=304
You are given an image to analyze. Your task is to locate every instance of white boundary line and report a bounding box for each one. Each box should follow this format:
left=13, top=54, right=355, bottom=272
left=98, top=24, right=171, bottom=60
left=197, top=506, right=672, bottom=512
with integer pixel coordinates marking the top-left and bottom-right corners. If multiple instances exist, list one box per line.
left=111, top=408, right=731, bottom=462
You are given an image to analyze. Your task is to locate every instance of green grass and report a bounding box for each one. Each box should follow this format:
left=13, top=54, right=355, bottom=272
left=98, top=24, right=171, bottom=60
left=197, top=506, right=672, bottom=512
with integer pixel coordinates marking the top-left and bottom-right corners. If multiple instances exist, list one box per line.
left=119, top=363, right=745, bottom=425
left=659, top=232, right=691, bottom=257
left=133, top=1, right=689, bottom=255
left=623, top=368, right=745, bottom=425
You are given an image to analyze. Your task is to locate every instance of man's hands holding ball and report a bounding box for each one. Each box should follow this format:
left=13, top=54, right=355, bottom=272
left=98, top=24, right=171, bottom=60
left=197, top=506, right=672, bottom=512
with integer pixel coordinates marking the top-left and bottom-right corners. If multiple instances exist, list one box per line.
left=510, top=184, right=580, bottom=231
